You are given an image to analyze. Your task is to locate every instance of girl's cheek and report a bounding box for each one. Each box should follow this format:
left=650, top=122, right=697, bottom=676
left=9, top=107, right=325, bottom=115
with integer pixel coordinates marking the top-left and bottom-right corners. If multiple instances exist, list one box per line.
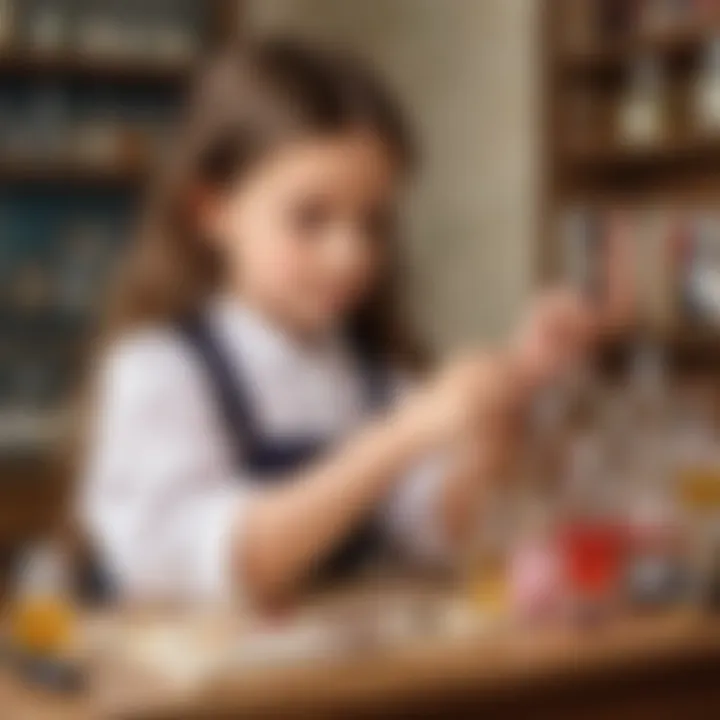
left=250, top=234, right=318, bottom=302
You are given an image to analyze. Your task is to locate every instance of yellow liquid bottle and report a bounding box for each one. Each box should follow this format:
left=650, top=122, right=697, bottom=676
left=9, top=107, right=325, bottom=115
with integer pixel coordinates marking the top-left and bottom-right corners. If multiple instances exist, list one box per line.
left=10, top=543, right=75, bottom=658
left=465, top=558, right=510, bottom=619
left=677, top=465, right=720, bottom=514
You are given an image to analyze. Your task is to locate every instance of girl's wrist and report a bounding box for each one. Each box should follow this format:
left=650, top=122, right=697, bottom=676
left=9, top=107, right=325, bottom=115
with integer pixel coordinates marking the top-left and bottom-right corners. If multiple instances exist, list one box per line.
left=386, top=399, right=439, bottom=459
left=501, top=345, right=537, bottom=406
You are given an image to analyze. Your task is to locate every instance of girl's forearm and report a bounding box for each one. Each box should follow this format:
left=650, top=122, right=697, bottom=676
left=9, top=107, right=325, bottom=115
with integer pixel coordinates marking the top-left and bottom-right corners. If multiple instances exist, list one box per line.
left=237, top=407, right=430, bottom=606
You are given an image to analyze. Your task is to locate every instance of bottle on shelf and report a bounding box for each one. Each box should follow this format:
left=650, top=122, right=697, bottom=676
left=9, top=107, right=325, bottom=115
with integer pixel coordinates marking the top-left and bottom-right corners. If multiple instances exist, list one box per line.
left=617, top=55, right=667, bottom=147
left=76, top=0, right=122, bottom=60
left=673, top=378, right=720, bottom=608
left=634, top=208, right=678, bottom=332
left=151, top=0, right=198, bottom=64
left=683, top=213, right=720, bottom=327
left=56, top=221, right=114, bottom=317
left=0, top=0, right=16, bottom=50
left=597, top=0, right=639, bottom=41
left=694, top=38, right=720, bottom=134
left=561, top=206, right=605, bottom=300
left=29, top=84, right=71, bottom=162
left=640, top=0, right=688, bottom=36
left=605, top=210, right=639, bottom=335
left=118, top=0, right=152, bottom=61
left=72, top=89, right=122, bottom=167
left=26, top=0, right=67, bottom=55
left=696, top=0, right=720, bottom=25
left=561, top=0, right=598, bottom=53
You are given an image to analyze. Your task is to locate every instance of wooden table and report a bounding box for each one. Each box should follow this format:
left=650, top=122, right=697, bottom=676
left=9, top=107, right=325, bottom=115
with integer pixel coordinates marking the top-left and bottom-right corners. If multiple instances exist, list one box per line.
left=4, top=597, right=720, bottom=719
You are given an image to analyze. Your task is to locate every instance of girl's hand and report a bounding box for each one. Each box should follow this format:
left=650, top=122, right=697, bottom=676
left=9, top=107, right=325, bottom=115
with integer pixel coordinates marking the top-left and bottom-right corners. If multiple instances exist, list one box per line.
left=511, top=289, right=597, bottom=390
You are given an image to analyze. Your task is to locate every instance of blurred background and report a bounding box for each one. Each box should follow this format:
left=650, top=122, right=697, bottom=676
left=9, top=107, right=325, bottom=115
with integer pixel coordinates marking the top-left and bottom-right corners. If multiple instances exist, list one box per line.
left=7, top=0, right=720, bottom=715
left=3, top=0, right=720, bottom=619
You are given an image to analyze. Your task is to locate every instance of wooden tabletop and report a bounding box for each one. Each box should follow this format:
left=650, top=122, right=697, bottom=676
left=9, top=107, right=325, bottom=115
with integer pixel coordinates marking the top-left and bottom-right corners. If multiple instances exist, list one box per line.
left=4, top=591, right=720, bottom=719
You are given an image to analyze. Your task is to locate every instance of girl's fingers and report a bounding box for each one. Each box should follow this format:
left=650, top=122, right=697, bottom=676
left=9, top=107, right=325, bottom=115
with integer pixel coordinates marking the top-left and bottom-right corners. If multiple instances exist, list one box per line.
left=513, top=288, right=601, bottom=388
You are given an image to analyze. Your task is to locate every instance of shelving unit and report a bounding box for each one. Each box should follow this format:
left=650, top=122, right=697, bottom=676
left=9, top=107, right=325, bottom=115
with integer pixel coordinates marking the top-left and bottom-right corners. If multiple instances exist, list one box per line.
left=0, top=157, right=149, bottom=185
left=559, top=24, right=716, bottom=73
left=543, top=0, right=720, bottom=363
left=0, top=1, right=242, bottom=557
left=0, top=51, right=194, bottom=84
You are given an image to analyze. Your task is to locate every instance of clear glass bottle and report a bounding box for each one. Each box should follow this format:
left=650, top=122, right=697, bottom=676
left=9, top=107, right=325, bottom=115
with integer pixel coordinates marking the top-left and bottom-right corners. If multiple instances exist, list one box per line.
left=617, top=55, right=666, bottom=146
left=561, top=206, right=600, bottom=298
left=684, top=214, right=720, bottom=326
left=695, top=38, right=720, bottom=133
left=0, top=0, right=16, bottom=49
left=10, top=542, right=76, bottom=659
left=673, top=378, right=720, bottom=608
left=558, top=427, right=626, bottom=622
left=624, top=343, right=687, bottom=609
left=27, top=0, right=67, bottom=54
left=462, top=489, right=514, bottom=625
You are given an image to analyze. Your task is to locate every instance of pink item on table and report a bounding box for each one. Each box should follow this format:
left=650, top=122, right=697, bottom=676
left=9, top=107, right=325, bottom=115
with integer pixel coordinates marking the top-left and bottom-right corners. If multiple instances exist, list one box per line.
left=510, top=540, right=564, bottom=621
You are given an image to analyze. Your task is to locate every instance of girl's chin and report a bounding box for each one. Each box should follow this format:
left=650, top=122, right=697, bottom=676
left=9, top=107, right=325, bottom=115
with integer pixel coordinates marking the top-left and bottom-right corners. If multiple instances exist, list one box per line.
left=284, top=306, right=345, bottom=338
left=300, top=300, right=357, bottom=327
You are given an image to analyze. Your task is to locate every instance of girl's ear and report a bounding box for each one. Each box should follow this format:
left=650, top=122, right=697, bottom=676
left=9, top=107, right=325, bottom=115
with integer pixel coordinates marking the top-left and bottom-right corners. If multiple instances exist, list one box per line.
left=190, top=183, right=226, bottom=249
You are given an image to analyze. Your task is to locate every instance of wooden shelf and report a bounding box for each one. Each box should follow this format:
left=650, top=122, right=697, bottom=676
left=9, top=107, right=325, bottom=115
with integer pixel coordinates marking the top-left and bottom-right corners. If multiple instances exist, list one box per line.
left=560, top=25, right=718, bottom=73
left=0, top=158, right=149, bottom=185
left=565, top=133, right=720, bottom=172
left=0, top=50, right=194, bottom=84
left=598, top=328, right=720, bottom=374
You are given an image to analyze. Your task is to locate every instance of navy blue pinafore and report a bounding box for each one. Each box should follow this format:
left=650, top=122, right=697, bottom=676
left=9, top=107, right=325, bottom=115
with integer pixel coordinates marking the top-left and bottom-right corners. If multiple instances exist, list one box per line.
left=180, top=316, right=390, bottom=583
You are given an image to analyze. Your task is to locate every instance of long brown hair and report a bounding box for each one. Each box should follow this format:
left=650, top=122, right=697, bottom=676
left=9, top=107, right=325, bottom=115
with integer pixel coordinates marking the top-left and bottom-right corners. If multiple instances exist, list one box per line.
left=103, top=37, right=424, bottom=366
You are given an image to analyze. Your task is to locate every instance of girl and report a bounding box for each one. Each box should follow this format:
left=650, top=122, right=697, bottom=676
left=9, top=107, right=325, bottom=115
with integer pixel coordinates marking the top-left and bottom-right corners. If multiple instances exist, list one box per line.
left=80, top=39, right=594, bottom=607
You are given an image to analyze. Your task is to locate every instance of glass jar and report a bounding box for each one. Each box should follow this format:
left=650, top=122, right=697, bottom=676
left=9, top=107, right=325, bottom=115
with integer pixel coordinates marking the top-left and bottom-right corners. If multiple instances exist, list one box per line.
left=10, top=542, right=76, bottom=658
left=617, top=55, right=667, bottom=146
left=557, top=431, right=627, bottom=622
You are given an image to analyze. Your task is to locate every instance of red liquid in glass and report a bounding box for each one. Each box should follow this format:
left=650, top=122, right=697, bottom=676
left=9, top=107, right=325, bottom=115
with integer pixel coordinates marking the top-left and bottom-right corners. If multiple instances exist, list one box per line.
left=560, top=522, right=626, bottom=600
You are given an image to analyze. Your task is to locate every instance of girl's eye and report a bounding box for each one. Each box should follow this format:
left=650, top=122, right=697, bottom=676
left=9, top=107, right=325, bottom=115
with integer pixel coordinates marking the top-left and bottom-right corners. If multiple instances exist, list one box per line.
left=290, top=199, right=333, bottom=236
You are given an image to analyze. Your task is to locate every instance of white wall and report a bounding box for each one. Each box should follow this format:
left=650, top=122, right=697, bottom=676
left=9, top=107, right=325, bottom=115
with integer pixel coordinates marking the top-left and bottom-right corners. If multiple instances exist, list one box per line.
left=245, top=0, right=540, bottom=350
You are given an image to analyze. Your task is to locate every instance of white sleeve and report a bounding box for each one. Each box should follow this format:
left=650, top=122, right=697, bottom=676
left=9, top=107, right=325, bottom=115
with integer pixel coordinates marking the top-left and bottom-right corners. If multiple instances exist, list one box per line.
left=381, top=452, right=454, bottom=565
left=378, top=371, right=455, bottom=566
left=79, top=330, right=250, bottom=605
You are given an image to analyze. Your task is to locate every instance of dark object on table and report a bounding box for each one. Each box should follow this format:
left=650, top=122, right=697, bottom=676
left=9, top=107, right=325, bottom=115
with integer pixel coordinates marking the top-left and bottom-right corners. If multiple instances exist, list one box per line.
left=5, top=645, right=86, bottom=695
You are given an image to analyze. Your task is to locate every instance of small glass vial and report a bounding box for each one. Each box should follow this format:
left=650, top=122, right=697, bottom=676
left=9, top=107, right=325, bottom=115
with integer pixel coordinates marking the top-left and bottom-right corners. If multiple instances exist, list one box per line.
left=462, top=492, right=514, bottom=625
left=617, top=55, right=666, bottom=146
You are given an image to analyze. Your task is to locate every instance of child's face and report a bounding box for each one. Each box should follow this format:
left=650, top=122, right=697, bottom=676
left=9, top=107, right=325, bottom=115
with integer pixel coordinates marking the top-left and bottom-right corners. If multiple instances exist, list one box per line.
left=207, top=131, right=401, bottom=334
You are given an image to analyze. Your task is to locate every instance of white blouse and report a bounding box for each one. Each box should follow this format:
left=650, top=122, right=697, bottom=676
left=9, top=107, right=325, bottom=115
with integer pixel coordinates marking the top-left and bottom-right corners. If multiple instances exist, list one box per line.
left=80, top=297, right=450, bottom=604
